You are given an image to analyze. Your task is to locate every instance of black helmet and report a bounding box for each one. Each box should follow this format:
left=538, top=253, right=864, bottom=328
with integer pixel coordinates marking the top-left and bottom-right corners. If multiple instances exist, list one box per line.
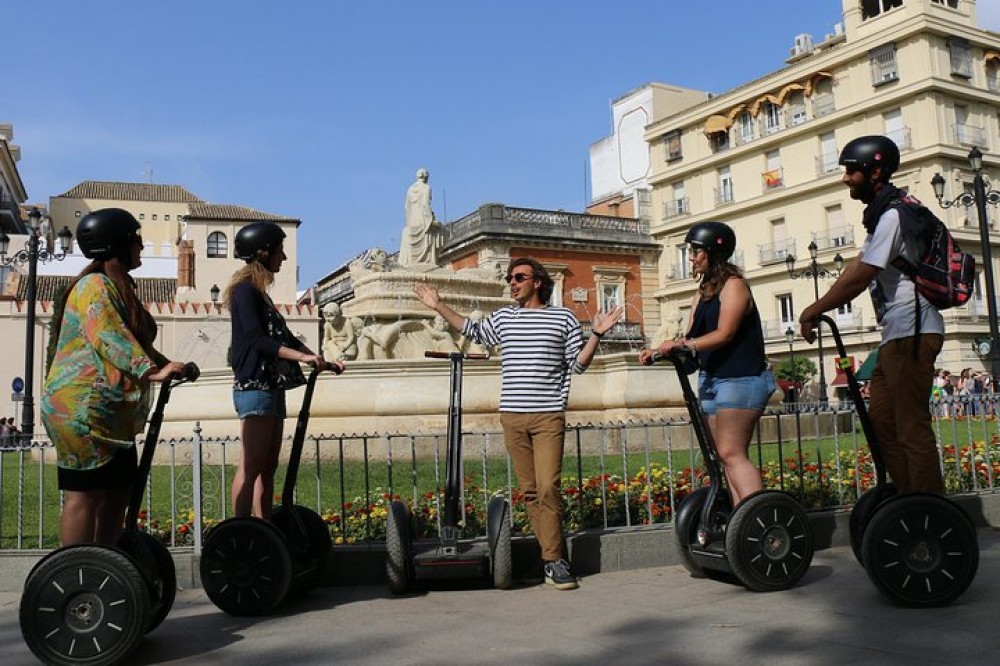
left=839, top=135, right=900, bottom=180
left=76, top=208, right=141, bottom=260
left=235, top=222, right=285, bottom=262
left=685, top=221, right=736, bottom=262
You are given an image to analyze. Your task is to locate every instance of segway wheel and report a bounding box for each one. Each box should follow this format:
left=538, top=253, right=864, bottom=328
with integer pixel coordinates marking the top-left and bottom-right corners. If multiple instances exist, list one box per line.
left=849, top=483, right=897, bottom=565
left=200, top=518, right=293, bottom=616
left=271, top=505, right=333, bottom=593
left=673, top=487, right=710, bottom=578
left=20, top=545, right=151, bottom=666
left=488, top=499, right=513, bottom=590
left=726, top=491, right=814, bottom=592
left=861, top=494, right=979, bottom=607
left=386, top=500, right=412, bottom=594
left=117, top=530, right=176, bottom=634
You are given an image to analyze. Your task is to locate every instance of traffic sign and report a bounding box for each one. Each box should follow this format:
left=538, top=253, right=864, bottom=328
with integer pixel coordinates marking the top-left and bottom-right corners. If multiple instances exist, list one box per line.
left=12, top=377, right=24, bottom=394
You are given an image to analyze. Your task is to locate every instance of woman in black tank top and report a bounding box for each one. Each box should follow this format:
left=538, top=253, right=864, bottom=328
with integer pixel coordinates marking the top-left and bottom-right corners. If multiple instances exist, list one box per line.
left=640, top=222, right=775, bottom=505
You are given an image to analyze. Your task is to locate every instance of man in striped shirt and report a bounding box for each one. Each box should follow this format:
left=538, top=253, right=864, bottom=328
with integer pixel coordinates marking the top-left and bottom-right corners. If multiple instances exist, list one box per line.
left=414, top=258, right=623, bottom=590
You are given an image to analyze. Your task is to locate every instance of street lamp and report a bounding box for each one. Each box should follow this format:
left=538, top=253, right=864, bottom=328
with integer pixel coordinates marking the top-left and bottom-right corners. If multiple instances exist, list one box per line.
left=786, top=241, right=844, bottom=407
left=930, top=147, right=1000, bottom=384
left=210, top=283, right=221, bottom=313
left=0, top=207, right=73, bottom=439
left=784, top=326, right=799, bottom=407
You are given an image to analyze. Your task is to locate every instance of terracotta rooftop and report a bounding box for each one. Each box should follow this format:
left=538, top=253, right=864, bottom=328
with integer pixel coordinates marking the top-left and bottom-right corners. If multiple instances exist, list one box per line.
left=187, top=203, right=300, bottom=224
left=57, top=181, right=202, bottom=203
left=14, top=274, right=177, bottom=303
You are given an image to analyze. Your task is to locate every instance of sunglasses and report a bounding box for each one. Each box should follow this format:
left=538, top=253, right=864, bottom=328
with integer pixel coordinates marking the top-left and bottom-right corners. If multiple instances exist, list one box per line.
left=506, top=273, right=535, bottom=284
left=688, top=246, right=707, bottom=256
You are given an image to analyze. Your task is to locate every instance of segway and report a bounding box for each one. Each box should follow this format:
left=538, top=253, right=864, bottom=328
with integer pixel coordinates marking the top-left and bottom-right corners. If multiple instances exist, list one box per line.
left=386, top=351, right=513, bottom=593
left=20, top=363, right=200, bottom=666
left=200, top=361, right=342, bottom=616
left=649, top=348, right=814, bottom=591
left=819, top=315, right=978, bottom=606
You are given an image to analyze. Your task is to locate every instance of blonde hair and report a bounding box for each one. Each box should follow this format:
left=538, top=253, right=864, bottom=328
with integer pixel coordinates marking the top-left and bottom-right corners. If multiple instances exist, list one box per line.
left=223, top=261, right=275, bottom=308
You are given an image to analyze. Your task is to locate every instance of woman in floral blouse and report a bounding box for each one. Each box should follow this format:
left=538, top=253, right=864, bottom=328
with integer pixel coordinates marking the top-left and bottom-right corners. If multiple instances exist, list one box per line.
left=225, top=222, right=342, bottom=519
left=42, top=208, right=189, bottom=546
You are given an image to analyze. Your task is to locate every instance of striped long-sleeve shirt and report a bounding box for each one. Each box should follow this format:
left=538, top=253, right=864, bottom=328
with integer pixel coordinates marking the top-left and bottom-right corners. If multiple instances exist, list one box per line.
left=461, top=305, right=585, bottom=413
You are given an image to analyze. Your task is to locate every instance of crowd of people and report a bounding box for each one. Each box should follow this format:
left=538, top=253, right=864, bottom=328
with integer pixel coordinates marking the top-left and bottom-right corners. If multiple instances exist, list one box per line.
left=931, top=368, right=995, bottom=417
left=0, top=417, right=21, bottom=446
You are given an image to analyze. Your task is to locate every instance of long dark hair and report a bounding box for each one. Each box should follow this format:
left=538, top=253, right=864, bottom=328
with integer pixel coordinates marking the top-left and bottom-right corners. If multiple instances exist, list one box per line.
left=49, top=258, right=157, bottom=361
left=698, top=259, right=744, bottom=300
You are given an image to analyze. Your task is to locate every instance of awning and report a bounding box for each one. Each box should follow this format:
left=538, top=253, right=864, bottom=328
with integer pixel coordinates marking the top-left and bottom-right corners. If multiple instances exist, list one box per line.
left=985, top=50, right=1000, bottom=64
left=726, top=104, right=747, bottom=121
left=805, top=71, right=834, bottom=96
left=749, top=93, right=782, bottom=116
left=703, top=114, right=732, bottom=135
left=830, top=355, right=856, bottom=387
left=855, top=349, right=879, bottom=381
left=776, top=82, right=806, bottom=104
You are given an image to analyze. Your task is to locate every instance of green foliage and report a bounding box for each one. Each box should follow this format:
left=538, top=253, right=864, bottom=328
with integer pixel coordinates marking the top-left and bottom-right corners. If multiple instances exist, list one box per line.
left=774, top=356, right=817, bottom=382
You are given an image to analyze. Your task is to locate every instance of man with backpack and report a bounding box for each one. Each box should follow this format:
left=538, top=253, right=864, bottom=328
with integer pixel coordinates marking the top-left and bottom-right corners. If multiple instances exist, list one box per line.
left=799, top=135, right=946, bottom=495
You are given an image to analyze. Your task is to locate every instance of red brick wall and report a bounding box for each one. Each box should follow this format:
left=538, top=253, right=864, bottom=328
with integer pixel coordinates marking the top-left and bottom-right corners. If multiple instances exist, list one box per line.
left=450, top=253, right=479, bottom=270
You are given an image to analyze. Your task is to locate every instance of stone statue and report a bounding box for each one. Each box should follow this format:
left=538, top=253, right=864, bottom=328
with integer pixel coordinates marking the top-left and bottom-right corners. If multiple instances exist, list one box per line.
left=321, top=302, right=358, bottom=360
left=399, top=168, right=442, bottom=266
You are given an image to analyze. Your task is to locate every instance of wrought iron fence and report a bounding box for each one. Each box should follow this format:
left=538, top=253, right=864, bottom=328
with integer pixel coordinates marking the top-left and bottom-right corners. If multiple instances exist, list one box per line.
left=3, top=396, right=999, bottom=553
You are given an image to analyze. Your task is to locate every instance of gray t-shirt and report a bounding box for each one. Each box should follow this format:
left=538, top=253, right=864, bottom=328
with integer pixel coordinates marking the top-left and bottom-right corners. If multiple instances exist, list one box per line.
left=860, top=207, right=945, bottom=345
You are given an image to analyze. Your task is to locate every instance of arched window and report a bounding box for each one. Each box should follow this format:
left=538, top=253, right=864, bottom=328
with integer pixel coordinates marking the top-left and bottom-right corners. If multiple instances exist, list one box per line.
left=207, top=231, right=228, bottom=258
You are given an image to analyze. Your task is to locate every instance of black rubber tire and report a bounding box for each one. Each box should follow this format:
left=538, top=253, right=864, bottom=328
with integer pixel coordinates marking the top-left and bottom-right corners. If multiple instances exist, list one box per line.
left=386, top=500, right=412, bottom=594
left=200, top=518, right=293, bottom=616
left=489, top=500, right=513, bottom=590
left=20, top=545, right=151, bottom=666
left=725, top=491, right=814, bottom=592
left=117, top=531, right=176, bottom=634
left=861, top=494, right=979, bottom=607
left=271, top=505, right=333, bottom=593
left=849, top=483, right=897, bottom=566
left=673, top=487, right=710, bottom=578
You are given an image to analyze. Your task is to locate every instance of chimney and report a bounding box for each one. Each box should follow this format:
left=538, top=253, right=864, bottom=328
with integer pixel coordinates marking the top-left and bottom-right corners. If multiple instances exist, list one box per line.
left=178, top=240, right=195, bottom=288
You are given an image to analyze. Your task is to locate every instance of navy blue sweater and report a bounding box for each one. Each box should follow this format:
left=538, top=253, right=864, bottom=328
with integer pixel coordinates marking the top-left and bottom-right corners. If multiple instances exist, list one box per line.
left=229, top=281, right=303, bottom=383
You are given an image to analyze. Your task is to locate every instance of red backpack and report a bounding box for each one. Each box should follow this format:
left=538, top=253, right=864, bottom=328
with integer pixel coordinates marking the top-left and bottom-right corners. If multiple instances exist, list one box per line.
left=889, top=193, right=975, bottom=310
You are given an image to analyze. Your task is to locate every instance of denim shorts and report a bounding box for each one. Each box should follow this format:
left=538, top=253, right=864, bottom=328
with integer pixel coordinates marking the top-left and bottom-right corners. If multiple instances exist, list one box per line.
left=698, top=369, right=776, bottom=415
left=233, top=388, right=286, bottom=419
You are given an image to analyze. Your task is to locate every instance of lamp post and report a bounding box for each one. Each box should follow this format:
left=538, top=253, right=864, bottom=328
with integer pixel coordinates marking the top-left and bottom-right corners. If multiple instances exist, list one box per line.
left=0, top=207, right=73, bottom=439
left=210, top=283, right=221, bottom=312
left=786, top=241, right=844, bottom=407
left=784, top=326, right=799, bottom=408
left=931, top=147, right=1000, bottom=384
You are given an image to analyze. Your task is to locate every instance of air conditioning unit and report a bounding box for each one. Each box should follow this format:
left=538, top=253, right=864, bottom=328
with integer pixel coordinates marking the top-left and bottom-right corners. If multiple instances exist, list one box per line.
left=790, top=33, right=815, bottom=56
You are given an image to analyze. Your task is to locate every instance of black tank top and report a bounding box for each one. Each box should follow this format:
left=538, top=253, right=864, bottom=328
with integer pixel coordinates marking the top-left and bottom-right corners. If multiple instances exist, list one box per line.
left=689, top=281, right=767, bottom=378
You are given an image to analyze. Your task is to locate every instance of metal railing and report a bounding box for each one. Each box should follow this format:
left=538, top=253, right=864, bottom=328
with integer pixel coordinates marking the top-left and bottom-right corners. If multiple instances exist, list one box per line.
left=758, top=238, right=796, bottom=265
left=5, top=397, right=999, bottom=552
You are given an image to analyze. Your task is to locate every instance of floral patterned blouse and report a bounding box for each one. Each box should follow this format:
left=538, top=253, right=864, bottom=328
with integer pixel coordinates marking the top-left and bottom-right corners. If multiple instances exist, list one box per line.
left=41, top=274, right=166, bottom=470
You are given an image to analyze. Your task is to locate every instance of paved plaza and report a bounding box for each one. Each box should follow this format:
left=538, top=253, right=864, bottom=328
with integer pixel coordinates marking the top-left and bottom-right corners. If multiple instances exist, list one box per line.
left=1, top=529, right=998, bottom=665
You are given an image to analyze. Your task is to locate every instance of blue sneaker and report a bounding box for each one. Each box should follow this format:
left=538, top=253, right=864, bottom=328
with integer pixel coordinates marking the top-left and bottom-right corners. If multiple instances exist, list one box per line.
left=543, top=559, right=579, bottom=590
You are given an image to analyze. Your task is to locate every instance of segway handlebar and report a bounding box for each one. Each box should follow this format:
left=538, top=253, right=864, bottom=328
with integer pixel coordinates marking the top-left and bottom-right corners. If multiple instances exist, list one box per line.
left=308, top=359, right=344, bottom=375
left=423, top=351, right=490, bottom=361
left=645, top=346, right=698, bottom=370
left=178, top=362, right=200, bottom=383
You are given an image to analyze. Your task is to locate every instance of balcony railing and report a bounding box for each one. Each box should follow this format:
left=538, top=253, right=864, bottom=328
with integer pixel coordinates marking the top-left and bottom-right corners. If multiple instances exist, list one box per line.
left=816, top=151, right=839, bottom=175
left=580, top=320, right=643, bottom=341
left=885, top=126, right=912, bottom=151
left=662, top=198, right=690, bottom=220
left=758, top=238, right=796, bottom=265
left=714, top=186, right=735, bottom=206
left=762, top=318, right=798, bottom=340
left=812, top=226, right=855, bottom=251
left=785, top=106, right=807, bottom=128
left=954, top=123, right=987, bottom=148
left=442, top=204, right=650, bottom=250
left=813, top=94, right=835, bottom=118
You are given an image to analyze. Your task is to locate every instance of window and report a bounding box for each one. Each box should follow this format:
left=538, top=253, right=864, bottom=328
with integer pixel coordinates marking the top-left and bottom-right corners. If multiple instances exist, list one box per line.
left=812, top=79, right=835, bottom=117
left=664, top=130, right=682, bottom=161
left=601, top=284, right=622, bottom=311
left=778, top=294, right=795, bottom=327
left=165, top=214, right=171, bottom=221
left=152, top=214, right=158, bottom=221
left=762, top=102, right=781, bottom=134
left=786, top=92, right=807, bottom=127
left=948, top=38, right=973, bottom=79
left=869, top=43, right=899, bottom=86
left=826, top=205, right=848, bottom=247
left=207, top=231, right=228, bottom=258
left=987, top=61, right=1000, bottom=93
left=837, top=302, right=854, bottom=316
left=710, top=131, right=729, bottom=153
left=664, top=182, right=688, bottom=219
left=818, top=132, right=839, bottom=173
left=738, top=112, right=754, bottom=144
left=883, top=109, right=911, bottom=150
left=932, top=0, right=959, bottom=7
left=763, top=150, right=783, bottom=189
left=74, top=210, right=81, bottom=218
left=862, top=0, right=903, bottom=20
left=676, top=244, right=691, bottom=279
left=139, top=213, right=145, bottom=220
left=717, top=166, right=734, bottom=205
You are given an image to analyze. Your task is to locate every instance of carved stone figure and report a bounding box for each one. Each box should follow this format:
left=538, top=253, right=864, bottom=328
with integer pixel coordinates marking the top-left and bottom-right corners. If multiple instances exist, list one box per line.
left=399, top=168, right=442, bottom=266
left=321, top=302, right=358, bottom=360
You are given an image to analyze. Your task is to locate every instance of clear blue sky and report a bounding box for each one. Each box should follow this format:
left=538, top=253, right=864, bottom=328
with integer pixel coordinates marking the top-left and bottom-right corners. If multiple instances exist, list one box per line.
left=8, top=1, right=1000, bottom=289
